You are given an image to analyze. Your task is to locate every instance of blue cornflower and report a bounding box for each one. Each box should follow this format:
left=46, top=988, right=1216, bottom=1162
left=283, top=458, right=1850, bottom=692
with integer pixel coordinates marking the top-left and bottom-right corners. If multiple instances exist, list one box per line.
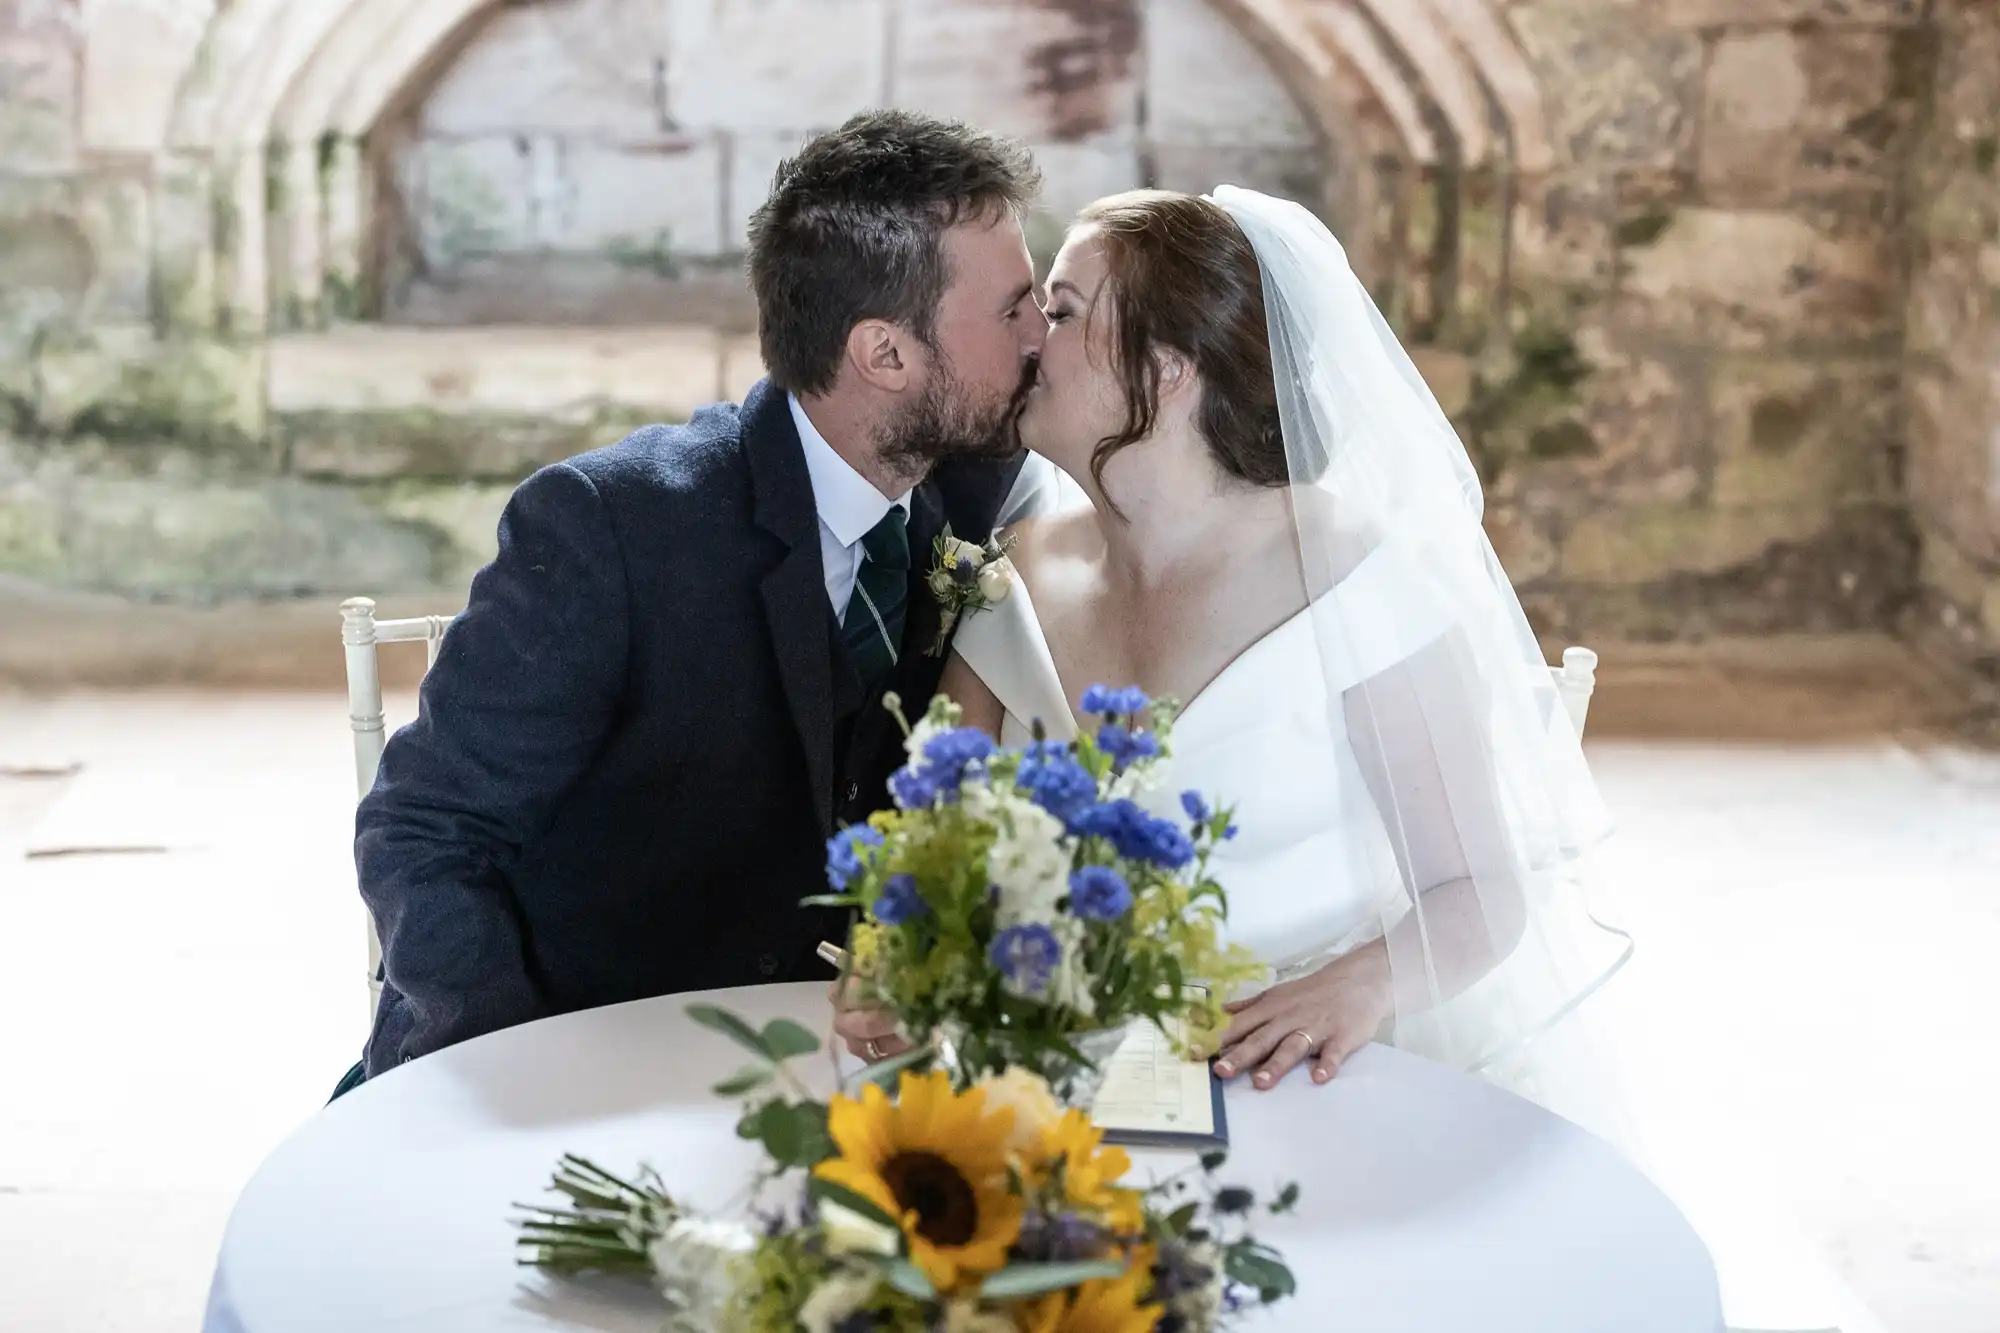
left=1181, top=790, right=1211, bottom=824
left=1014, top=1211, right=1114, bottom=1262
left=1015, top=744, right=1097, bottom=821
left=888, top=764, right=939, bottom=810
left=1139, top=818, right=1196, bottom=869
left=1095, top=722, right=1160, bottom=771
left=824, top=825, right=884, bottom=889
left=889, top=727, right=996, bottom=809
left=872, top=873, right=926, bottom=926
left=1080, top=683, right=1151, bottom=719
left=1070, top=800, right=1196, bottom=871
left=1068, top=865, right=1132, bottom=921
left=922, top=727, right=995, bottom=792
left=990, top=923, right=1063, bottom=996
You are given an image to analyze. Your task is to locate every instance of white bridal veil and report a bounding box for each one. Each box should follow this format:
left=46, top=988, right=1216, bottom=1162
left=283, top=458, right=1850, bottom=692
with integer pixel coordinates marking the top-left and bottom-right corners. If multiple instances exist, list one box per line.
left=1206, top=184, right=1631, bottom=1082
left=1206, top=185, right=1884, bottom=1333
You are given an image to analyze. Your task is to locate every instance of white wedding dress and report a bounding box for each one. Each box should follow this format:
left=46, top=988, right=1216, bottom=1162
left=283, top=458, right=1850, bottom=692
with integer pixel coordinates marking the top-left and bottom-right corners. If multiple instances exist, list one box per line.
left=955, top=570, right=1881, bottom=1333
left=957, top=570, right=1417, bottom=982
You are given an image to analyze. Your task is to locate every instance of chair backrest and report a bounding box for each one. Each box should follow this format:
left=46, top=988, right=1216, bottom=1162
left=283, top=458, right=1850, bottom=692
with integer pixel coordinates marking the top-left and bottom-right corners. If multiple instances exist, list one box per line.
left=341, top=597, right=457, bottom=1017
left=1550, top=645, right=1598, bottom=739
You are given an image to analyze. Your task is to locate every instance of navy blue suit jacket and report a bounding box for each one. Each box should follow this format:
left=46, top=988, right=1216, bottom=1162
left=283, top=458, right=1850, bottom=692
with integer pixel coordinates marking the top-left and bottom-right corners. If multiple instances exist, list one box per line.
left=356, top=381, right=1024, bottom=1076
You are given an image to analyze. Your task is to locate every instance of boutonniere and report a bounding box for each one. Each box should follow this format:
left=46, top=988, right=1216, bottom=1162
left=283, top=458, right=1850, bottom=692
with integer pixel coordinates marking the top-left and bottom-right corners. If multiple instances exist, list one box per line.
left=924, top=525, right=1016, bottom=656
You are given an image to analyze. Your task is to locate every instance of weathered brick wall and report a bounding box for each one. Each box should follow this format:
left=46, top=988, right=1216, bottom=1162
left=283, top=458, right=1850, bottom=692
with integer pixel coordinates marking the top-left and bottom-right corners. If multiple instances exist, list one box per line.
left=1904, top=0, right=2000, bottom=681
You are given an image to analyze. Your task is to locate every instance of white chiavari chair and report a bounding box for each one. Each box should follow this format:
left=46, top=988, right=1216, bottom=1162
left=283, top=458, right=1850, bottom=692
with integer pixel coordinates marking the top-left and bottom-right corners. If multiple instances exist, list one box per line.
left=341, top=597, right=457, bottom=1019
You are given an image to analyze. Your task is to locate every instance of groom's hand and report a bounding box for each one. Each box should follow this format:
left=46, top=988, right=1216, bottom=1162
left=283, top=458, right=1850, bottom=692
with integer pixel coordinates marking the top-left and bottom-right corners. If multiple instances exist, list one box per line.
left=829, top=978, right=911, bottom=1063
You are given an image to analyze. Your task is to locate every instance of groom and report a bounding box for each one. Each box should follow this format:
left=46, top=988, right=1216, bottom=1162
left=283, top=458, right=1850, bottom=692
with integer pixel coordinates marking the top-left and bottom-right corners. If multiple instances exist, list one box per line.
left=347, top=111, right=1052, bottom=1085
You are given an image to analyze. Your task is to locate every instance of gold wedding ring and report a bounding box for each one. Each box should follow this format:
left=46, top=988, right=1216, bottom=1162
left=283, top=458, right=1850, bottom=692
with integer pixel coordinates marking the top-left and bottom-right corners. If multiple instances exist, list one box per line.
left=1288, top=1029, right=1317, bottom=1050
left=864, top=1039, right=884, bottom=1061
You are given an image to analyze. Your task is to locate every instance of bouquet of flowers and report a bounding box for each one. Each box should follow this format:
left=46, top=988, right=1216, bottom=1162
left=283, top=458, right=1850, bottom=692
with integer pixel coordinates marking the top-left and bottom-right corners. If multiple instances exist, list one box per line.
left=812, top=686, right=1261, bottom=1100
left=515, top=1009, right=1298, bottom=1333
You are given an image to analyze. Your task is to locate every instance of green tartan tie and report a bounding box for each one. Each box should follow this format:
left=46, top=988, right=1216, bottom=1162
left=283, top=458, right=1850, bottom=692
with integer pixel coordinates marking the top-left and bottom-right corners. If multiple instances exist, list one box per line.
left=842, top=508, right=909, bottom=688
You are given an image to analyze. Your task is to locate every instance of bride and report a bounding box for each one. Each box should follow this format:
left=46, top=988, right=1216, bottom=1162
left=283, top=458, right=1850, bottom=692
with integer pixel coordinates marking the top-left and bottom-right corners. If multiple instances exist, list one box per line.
left=927, top=185, right=1882, bottom=1333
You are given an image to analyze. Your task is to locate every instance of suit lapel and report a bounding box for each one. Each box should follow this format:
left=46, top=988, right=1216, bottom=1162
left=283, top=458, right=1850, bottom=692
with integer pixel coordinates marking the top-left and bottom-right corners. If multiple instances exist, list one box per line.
left=744, top=381, right=838, bottom=834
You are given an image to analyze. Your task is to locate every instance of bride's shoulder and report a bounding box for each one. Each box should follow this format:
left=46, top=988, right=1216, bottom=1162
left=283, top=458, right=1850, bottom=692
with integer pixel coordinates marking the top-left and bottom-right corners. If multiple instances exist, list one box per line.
left=1000, top=506, right=1095, bottom=583
left=1287, top=486, right=1373, bottom=584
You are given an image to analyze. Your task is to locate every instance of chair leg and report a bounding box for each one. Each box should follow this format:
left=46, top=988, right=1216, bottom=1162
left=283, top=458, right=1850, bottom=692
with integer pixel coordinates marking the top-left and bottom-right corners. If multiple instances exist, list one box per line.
left=341, top=598, right=389, bottom=1028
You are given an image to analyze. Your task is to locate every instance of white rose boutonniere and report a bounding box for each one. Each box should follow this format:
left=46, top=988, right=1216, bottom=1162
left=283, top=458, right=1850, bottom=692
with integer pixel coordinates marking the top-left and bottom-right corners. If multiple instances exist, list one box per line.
left=924, top=525, right=1016, bottom=656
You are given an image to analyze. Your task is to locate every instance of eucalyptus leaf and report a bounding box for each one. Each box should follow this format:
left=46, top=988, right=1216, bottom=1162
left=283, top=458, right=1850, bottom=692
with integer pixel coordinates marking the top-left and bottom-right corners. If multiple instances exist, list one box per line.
left=685, top=1004, right=772, bottom=1060
left=711, top=1067, right=772, bottom=1098
left=1224, top=1243, right=1297, bottom=1301
left=758, top=1103, right=804, bottom=1164
left=759, top=1101, right=835, bottom=1168
left=978, top=1260, right=1127, bottom=1299
left=841, top=1043, right=933, bottom=1094
left=881, top=1258, right=936, bottom=1299
left=792, top=1100, right=835, bottom=1164
left=807, top=1177, right=904, bottom=1233
left=760, top=1018, right=820, bottom=1061
left=735, top=1102, right=770, bottom=1142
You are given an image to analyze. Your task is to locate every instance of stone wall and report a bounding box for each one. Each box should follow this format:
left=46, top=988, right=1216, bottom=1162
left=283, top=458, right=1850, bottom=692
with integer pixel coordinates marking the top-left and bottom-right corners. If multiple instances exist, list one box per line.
left=0, top=0, right=1330, bottom=612
left=379, top=0, right=1321, bottom=325
left=1474, top=0, right=1929, bottom=644
left=1904, top=0, right=2000, bottom=683
left=0, top=0, right=1992, bottom=687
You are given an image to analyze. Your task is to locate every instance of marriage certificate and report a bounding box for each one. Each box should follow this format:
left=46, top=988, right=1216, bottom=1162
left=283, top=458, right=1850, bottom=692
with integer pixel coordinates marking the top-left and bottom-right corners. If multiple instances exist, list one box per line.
left=1091, top=1015, right=1228, bottom=1149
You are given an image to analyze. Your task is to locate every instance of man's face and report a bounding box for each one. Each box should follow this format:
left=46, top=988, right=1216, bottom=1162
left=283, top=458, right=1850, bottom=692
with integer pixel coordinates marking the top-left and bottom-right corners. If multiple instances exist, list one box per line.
left=878, top=211, right=1048, bottom=471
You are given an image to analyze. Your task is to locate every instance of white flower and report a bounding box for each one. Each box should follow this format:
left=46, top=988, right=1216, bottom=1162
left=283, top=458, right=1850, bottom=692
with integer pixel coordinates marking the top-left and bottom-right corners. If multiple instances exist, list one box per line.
left=819, top=1198, right=902, bottom=1258
left=798, top=1270, right=880, bottom=1333
left=1043, top=915, right=1096, bottom=1017
left=968, top=785, right=1068, bottom=925
left=975, top=1067, right=1062, bottom=1156
left=646, top=1216, right=755, bottom=1331
left=904, top=712, right=949, bottom=765
left=975, top=557, right=1014, bottom=603
left=1106, top=765, right=1162, bottom=801
left=941, top=1298, right=1018, bottom=1333
left=947, top=536, right=987, bottom=567
left=1167, top=1241, right=1227, bottom=1331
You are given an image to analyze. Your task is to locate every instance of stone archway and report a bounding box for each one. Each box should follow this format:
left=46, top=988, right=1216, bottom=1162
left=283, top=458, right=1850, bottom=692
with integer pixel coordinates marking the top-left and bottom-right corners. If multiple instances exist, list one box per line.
left=158, top=0, right=1558, bottom=351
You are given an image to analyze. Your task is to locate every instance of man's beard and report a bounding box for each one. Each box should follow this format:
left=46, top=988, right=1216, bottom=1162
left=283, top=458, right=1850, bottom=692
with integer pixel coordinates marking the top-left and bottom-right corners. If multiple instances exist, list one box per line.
left=877, top=354, right=1039, bottom=480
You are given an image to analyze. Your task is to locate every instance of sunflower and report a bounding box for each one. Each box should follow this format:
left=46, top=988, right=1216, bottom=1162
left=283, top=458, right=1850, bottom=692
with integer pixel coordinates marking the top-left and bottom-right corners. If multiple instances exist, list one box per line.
left=1017, top=1268, right=1162, bottom=1333
left=814, top=1069, right=1025, bottom=1291
left=1036, top=1110, right=1143, bottom=1231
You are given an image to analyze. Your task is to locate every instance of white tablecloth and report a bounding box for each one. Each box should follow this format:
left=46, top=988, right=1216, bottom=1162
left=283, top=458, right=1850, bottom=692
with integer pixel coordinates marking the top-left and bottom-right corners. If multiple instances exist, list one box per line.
left=205, top=984, right=1722, bottom=1333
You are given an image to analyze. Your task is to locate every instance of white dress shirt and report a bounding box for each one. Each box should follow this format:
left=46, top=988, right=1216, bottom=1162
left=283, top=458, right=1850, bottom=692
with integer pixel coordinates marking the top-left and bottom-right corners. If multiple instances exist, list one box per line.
left=789, top=393, right=1065, bottom=615
left=790, top=394, right=911, bottom=616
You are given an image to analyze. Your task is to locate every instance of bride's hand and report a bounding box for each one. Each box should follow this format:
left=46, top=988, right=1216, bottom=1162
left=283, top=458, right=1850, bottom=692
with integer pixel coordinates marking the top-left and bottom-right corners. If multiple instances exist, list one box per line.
left=1213, top=946, right=1394, bottom=1089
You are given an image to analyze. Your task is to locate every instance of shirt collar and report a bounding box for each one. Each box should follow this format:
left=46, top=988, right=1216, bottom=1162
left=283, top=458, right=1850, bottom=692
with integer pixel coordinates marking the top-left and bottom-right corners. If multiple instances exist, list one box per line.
left=789, top=392, right=911, bottom=548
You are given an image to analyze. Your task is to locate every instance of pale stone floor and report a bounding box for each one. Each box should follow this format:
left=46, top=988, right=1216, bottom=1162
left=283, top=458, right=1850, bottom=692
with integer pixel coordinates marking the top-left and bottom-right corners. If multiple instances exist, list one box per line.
left=0, top=689, right=1996, bottom=1332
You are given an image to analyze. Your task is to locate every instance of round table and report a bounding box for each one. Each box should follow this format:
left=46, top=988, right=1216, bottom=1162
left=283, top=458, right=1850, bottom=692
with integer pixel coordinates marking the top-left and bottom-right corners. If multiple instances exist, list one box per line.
left=205, top=984, right=1722, bottom=1333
